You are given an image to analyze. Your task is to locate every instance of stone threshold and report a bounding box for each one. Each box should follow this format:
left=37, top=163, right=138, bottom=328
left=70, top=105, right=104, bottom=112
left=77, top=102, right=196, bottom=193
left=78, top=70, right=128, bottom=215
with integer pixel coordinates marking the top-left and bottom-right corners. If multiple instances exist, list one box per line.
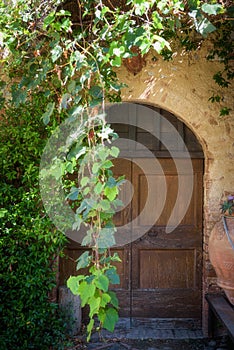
left=91, top=318, right=204, bottom=341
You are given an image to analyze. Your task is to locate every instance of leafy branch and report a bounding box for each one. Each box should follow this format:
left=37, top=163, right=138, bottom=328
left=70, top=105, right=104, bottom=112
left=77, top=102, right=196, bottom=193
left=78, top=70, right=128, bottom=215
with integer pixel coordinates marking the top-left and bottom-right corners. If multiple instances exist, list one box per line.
left=40, top=110, right=125, bottom=339
left=1, top=1, right=233, bottom=116
left=63, top=118, right=125, bottom=340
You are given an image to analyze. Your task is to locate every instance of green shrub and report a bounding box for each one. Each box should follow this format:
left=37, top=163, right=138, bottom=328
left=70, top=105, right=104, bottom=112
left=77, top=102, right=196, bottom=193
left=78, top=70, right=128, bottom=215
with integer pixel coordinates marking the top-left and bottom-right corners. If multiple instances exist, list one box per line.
left=0, top=97, right=67, bottom=349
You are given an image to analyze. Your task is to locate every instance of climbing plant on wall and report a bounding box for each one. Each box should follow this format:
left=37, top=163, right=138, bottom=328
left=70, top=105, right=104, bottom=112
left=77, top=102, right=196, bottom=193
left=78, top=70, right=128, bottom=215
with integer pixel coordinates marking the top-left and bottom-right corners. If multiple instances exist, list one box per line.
left=0, top=0, right=233, bottom=344
left=0, top=95, right=68, bottom=349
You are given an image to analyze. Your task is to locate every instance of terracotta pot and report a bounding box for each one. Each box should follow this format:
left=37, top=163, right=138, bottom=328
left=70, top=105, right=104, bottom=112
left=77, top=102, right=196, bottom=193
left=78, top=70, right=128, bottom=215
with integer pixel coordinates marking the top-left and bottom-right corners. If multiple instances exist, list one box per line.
left=209, top=216, right=234, bottom=305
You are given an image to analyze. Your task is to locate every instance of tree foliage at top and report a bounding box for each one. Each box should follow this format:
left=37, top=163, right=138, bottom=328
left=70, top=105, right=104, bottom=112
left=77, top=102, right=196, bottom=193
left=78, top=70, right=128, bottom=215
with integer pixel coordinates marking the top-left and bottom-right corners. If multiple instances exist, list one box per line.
left=0, top=0, right=233, bottom=117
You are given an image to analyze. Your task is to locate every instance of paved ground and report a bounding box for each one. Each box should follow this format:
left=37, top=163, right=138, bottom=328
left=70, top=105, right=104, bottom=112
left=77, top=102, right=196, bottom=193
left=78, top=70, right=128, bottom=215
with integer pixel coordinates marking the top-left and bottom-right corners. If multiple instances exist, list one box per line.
left=65, top=318, right=233, bottom=350
left=67, top=336, right=233, bottom=350
left=91, top=318, right=204, bottom=340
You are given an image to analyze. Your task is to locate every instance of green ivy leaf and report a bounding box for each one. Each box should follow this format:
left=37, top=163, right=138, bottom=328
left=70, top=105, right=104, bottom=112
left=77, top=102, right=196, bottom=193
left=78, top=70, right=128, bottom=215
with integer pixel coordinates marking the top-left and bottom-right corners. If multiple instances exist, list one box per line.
left=110, top=56, right=121, bottom=67
left=0, top=208, right=8, bottom=218
left=67, top=80, right=76, bottom=93
left=92, top=162, right=100, bottom=174
left=89, top=296, right=101, bottom=318
left=112, top=198, right=124, bottom=209
left=72, top=214, right=82, bottom=231
left=102, top=160, right=113, bottom=169
left=11, top=86, right=27, bottom=106
left=213, top=71, right=230, bottom=88
left=197, top=18, right=216, bottom=37
left=83, top=187, right=90, bottom=195
left=105, top=267, right=120, bottom=285
left=100, top=292, right=111, bottom=307
left=87, top=319, right=94, bottom=342
left=89, top=85, right=103, bottom=99
left=78, top=282, right=96, bottom=307
left=67, top=186, right=79, bottom=201
left=113, top=46, right=125, bottom=57
left=94, top=182, right=104, bottom=194
left=81, top=231, right=93, bottom=246
left=97, top=307, right=106, bottom=324
left=49, top=160, right=65, bottom=180
left=110, top=252, right=122, bottom=262
left=80, top=176, right=89, bottom=187
left=97, top=228, right=116, bottom=248
left=41, top=102, right=55, bottom=125
left=103, top=307, right=119, bottom=332
left=109, top=146, right=120, bottom=158
left=95, top=274, right=109, bottom=292
left=189, top=10, right=216, bottom=37
left=85, top=198, right=97, bottom=209
left=67, top=275, right=84, bottom=295
left=152, top=35, right=171, bottom=53
left=108, top=291, right=119, bottom=309
left=100, top=199, right=111, bottom=211
left=106, top=176, right=117, bottom=188
left=187, top=0, right=199, bottom=11
left=68, top=145, right=86, bottom=160
left=201, top=3, right=223, bottom=15
left=104, top=186, right=118, bottom=201
left=51, top=45, right=63, bottom=62
left=43, top=11, right=56, bottom=28
left=98, top=147, right=109, bottom=161
left=76, top=251, right=91, bottom=270
left=65, top=161, right=75, bottom=173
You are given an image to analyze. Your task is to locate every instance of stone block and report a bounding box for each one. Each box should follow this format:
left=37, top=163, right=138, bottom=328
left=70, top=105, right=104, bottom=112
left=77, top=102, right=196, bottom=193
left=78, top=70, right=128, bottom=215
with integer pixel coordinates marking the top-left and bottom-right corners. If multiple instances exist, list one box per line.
left=58, top=285, right=81, bottom=336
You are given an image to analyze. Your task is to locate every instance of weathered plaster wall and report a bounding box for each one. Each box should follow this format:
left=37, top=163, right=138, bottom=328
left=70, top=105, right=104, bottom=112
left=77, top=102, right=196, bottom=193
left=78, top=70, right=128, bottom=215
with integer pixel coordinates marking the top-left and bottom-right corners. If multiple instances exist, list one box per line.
left=116, top=47, right=234, bottom=334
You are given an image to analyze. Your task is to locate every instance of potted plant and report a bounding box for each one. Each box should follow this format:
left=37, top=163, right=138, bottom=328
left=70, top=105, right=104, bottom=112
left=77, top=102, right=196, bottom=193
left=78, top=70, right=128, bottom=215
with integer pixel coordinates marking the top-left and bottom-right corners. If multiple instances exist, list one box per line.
left=221, top=195, right=234, bottom=217
left=209, top=194, right=234, bottom=305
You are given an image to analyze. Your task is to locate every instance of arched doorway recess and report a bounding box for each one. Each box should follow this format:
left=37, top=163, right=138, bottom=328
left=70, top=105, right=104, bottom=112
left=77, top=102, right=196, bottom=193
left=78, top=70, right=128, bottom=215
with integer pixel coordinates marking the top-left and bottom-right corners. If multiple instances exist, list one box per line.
left=60, top=103, right=204, bottom=327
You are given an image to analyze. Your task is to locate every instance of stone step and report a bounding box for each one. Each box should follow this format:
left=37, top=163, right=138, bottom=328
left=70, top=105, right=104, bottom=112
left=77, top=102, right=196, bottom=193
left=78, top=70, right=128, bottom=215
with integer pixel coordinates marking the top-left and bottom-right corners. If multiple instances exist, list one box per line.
left=91, top=318, right=203, bottom=341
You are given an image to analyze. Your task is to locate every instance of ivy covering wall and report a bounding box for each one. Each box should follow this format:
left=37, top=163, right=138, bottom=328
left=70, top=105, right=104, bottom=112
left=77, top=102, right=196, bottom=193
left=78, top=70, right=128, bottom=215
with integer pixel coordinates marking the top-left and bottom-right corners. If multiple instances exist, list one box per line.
left=0, top=97, right=68, bottom=349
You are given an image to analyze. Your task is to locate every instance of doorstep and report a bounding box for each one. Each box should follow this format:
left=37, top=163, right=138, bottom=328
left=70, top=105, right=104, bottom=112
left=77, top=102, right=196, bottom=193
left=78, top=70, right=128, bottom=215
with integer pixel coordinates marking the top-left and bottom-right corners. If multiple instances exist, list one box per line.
left=90, top=318, right=204, bottom=341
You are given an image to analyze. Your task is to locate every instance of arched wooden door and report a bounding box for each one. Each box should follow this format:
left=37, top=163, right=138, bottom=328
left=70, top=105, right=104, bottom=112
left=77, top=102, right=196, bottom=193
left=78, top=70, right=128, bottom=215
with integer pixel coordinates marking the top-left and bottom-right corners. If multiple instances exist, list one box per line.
left=112, top=158, right=203, bottom=320
left=59, top=104, right=204, bottom=324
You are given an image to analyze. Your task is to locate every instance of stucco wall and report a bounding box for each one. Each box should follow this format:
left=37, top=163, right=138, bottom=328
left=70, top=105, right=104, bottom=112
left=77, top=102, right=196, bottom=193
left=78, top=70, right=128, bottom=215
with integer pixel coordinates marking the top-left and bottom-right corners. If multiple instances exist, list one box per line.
left=116, top=46, right=234, bottom=334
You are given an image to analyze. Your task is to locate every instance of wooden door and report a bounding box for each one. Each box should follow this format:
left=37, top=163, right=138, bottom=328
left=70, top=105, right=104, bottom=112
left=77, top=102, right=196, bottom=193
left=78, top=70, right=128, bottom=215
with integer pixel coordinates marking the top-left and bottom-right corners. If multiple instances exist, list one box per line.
left=59, top=104, right=204, bottom=323
left=111, top=157, right=203, bottom=320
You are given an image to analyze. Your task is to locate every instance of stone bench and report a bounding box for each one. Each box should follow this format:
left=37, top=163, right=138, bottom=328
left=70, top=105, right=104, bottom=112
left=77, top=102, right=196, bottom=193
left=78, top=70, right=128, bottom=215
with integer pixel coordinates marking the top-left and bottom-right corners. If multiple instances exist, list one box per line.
left=206, top=293, right=234, bottom=343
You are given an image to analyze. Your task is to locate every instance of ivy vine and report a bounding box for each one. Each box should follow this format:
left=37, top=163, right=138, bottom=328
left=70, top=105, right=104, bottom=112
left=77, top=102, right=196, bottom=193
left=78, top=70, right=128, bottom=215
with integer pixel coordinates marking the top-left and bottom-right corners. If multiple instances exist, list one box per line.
left=40, top=112, right=125, bottom=339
